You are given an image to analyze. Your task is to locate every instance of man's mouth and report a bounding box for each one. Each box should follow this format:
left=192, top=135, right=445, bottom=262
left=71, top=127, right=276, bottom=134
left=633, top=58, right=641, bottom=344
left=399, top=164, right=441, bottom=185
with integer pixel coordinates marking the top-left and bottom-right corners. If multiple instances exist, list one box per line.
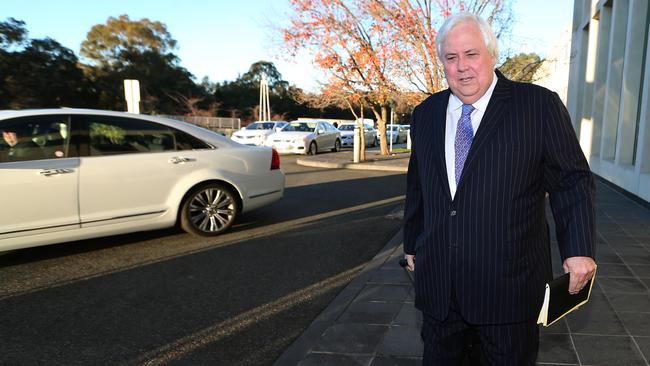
left=459, top=76, right=473, bottom=83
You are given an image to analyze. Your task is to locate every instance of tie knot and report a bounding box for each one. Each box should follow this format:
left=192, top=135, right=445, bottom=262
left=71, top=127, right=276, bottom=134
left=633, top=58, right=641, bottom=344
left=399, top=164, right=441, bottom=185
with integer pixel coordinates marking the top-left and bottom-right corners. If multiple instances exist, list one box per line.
left=462, top=104, right=474, bottom=116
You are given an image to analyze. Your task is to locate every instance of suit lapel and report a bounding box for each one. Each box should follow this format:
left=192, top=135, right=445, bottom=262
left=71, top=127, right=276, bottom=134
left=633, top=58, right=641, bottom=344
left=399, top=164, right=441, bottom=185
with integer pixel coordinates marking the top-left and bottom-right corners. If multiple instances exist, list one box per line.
left=456, top=73, right=512, bottom=194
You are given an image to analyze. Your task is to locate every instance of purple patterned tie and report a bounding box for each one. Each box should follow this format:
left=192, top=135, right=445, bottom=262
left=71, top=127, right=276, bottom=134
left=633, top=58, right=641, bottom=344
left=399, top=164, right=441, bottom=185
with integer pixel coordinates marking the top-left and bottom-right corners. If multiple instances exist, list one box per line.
left=455, top=104, right=475, bottom=184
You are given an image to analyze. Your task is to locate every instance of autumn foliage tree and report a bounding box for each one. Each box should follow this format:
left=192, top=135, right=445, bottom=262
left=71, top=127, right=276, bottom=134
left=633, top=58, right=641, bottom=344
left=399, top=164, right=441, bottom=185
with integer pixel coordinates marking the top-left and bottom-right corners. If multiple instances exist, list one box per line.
left=283, top=0, right=511, bottom=155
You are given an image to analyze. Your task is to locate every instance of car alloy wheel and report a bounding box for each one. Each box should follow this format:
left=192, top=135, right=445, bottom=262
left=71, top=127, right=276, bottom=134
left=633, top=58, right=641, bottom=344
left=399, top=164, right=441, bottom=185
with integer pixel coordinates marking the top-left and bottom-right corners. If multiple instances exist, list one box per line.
left=307, top=141, right=317, bottom=155
left=180, top=183, right=239, bottom=236
left=331, top=139, right=341, bottom=152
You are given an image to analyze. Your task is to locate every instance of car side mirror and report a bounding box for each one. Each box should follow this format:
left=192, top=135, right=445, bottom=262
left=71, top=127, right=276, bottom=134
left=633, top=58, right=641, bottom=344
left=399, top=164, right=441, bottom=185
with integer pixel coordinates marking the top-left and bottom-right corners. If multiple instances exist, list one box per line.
left=275, top=127, right=283, bottom=132
left=317, top=129, right=325, bottom=135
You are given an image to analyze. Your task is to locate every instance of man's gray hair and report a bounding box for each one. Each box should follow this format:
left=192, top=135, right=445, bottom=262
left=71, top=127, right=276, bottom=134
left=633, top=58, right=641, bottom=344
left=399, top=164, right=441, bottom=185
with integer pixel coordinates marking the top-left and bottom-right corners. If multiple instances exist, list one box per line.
left=436, top=12, right=498, bottom=60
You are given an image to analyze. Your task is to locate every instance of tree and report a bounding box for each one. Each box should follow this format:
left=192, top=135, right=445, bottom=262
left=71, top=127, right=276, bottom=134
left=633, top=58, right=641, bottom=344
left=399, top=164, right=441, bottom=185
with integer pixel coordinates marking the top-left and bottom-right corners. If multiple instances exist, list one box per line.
left=80, top=15, right=207, bottom=114
left=80, top=14, right=177, bottom=68
left=0, top=18, right=93, bottom=109
left=282, top=0, right=511, bottom=154
left=0, top=17, right=27, bottom=48
left=498, top=52, right=544, bottom=83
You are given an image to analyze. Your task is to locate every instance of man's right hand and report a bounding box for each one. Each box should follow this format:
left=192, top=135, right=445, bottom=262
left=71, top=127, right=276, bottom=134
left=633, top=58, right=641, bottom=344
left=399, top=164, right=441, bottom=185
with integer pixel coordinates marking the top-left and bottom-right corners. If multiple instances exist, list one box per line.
left=405, top=254, right=415, bottom=272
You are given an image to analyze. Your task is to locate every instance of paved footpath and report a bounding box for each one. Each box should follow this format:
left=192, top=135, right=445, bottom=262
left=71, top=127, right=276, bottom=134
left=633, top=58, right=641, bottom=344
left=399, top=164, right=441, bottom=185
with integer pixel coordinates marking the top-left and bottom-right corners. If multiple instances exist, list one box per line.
left=275, top=150, right=650, bottom=366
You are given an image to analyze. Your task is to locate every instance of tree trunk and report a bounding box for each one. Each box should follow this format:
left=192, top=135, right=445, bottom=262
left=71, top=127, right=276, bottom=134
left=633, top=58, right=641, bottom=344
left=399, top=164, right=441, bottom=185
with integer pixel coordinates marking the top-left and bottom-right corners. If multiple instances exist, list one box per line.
left=373, top=105, right=390, bottom=156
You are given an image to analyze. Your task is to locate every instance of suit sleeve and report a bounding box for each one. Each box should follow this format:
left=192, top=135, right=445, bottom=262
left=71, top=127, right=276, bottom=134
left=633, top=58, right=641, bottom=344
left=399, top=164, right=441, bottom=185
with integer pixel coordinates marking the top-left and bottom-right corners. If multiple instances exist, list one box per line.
left=542, top=92, right=596, bottom=261
left=403, top=106, right=424, bottom=256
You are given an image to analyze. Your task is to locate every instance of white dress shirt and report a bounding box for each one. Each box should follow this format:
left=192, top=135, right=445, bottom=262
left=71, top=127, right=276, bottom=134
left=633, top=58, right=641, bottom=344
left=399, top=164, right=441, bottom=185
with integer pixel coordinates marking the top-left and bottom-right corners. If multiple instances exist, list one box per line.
left=445, top=72, right=498, bottom=199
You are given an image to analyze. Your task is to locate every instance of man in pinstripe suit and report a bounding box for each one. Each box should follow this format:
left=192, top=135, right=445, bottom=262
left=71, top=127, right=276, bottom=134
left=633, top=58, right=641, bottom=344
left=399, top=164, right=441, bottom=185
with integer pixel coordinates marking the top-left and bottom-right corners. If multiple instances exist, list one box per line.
left=403, top=13, right=597, bottom=365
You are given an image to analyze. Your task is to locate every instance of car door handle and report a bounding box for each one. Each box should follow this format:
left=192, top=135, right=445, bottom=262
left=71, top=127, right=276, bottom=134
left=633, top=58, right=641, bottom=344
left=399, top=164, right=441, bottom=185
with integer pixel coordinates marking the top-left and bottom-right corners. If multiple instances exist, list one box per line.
left=40, top=168, right=75, bottom=177
left=168, top=157, right=196, bottom=164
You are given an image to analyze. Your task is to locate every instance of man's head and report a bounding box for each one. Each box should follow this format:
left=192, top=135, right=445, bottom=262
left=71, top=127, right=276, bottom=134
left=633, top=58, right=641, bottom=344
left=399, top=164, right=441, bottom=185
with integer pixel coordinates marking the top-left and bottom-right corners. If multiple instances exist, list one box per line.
left=2, top=131, right=18, bottom=147
left=436, top=12, right=498, bottom=104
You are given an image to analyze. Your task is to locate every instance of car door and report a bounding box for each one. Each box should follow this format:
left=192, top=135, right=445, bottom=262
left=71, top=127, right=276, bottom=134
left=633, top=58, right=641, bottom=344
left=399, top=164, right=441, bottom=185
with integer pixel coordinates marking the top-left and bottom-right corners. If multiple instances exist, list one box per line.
left=321, top=122, right=337, bottom=149
left=75, top=115, right=212, bottom=227
left=0, top=115, right=80, bottom=245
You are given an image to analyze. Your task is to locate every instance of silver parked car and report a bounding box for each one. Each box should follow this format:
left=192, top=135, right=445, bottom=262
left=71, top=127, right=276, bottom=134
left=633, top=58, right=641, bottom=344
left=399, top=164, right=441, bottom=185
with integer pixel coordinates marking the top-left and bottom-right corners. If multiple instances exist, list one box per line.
left=337, top=123, right=378, bottom=147
left=264, top=120, right=341, bottom=155
left=0, top=109, right=285, bottom=252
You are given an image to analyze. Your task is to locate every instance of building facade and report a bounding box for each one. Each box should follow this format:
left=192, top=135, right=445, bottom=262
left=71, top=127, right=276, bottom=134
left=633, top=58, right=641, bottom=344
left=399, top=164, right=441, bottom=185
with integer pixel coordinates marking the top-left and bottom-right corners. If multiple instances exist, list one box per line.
left=567, top=0, right=650, bottom=202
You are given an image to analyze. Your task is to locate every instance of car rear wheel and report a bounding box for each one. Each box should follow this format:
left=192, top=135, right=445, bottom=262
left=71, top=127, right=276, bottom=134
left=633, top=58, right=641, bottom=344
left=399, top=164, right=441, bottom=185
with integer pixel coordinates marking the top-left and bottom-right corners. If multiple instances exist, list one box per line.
left=307, top=141, right=318, bottom=155
left=331, top=139, right=341, bottom=152
left=180, top=183, right=239, bottom=236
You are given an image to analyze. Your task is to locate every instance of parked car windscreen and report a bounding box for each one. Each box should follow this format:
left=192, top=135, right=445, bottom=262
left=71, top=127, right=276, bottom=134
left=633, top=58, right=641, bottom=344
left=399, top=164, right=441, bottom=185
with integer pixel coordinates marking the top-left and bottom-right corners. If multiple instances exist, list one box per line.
left=338, top=125, right=355, bottom=131
left=282, top=122, right=317, bottom=132
left=246, top=122, right=276, bottom=130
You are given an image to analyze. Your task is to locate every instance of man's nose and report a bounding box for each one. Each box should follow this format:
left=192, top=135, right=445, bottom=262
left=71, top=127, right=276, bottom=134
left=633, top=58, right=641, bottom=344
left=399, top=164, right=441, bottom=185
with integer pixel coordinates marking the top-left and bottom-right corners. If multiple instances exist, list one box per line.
left=457, top=56, right=469, bottom=71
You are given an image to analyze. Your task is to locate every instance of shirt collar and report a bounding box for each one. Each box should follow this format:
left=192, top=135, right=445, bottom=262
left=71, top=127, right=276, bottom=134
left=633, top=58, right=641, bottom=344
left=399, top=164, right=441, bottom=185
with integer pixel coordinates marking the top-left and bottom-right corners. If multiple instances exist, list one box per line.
left=449, top=71, right=498, bottom=112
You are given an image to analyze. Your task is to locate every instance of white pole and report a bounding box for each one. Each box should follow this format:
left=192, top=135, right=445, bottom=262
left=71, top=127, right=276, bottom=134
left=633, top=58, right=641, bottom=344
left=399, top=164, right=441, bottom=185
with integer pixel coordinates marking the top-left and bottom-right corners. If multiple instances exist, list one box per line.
left=265, top=80, right=270, bottom=120
left=389, top=107, right=394, bottom=152
left=353, top=124, right=360, bottom=163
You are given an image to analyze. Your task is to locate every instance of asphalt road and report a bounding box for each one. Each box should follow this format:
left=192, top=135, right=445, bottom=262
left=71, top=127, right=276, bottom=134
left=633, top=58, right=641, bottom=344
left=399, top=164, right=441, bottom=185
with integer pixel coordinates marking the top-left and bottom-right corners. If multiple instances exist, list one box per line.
left=0, top=155, right=407, bottom=366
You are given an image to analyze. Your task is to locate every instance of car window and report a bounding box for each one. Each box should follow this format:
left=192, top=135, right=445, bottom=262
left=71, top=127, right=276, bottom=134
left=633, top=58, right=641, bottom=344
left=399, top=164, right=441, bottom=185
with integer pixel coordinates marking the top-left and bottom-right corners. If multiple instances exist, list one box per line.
left=283, top=122, right=316, bottom=132
left=0, top=115, right=71, bottom=163
left=339, top=125, right=355, bottom=131
left=247, top=122, right=275, bottom=130
left=174, top=129, right=211, bottom=150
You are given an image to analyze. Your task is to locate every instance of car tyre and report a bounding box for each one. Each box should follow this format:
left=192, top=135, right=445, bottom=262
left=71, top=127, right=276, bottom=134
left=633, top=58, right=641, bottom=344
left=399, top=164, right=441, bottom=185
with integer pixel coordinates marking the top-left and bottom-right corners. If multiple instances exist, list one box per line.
left=307, top=141, right=318, bottom=155
left=331, top=139, right=341, bottom=152
left=180, top=183, right=239, bottom=236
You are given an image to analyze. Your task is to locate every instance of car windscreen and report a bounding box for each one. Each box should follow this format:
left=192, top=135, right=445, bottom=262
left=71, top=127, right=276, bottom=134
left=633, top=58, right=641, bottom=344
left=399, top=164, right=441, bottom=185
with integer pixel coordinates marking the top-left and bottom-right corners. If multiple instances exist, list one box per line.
left=282, top=122, right=316, bottom=132
left=338, top=125, right=355, bottom=131
left=246, top=122, right=275, bottom=130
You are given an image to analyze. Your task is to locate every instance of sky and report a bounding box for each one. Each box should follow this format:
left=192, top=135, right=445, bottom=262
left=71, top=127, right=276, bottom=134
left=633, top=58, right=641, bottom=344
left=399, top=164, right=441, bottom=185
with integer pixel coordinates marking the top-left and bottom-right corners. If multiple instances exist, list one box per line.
left=3, top=0, right=575, bottom=92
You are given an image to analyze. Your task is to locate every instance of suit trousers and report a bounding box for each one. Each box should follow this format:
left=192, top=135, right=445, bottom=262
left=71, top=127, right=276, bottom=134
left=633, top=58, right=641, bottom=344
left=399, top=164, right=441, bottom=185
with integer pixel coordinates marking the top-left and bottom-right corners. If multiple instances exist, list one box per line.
left=420, top=292, right=539, bottom=366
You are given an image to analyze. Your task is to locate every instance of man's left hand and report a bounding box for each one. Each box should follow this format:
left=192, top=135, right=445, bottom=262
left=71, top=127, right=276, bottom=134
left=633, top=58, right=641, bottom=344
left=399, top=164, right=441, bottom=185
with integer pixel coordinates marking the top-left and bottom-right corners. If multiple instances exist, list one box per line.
left=563, top=256, right=597, bottom=294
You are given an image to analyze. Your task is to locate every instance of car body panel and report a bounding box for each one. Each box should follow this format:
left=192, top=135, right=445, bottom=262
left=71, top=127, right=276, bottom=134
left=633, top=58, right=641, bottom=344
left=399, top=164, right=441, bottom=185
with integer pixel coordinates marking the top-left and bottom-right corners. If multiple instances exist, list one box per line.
left=0, top=109, right=284, bottom=252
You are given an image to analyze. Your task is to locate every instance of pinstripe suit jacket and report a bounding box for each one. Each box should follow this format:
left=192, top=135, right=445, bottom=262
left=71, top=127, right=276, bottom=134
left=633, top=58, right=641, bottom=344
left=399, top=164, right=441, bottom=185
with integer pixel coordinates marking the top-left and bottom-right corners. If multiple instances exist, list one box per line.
left=403, top=71, right=595, bottom=324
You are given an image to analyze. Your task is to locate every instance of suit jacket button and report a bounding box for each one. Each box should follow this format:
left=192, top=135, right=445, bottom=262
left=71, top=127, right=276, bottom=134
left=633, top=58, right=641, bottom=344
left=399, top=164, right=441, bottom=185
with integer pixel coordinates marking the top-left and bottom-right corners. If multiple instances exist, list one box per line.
left=450, top=210, right=457, bottom=216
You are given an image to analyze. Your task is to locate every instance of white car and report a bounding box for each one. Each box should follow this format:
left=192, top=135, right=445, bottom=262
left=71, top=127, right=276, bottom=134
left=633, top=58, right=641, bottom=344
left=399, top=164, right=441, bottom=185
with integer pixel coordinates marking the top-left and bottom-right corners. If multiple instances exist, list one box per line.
left=0, top=109, right=285, bottom=252
left=264, top=120, right=341, bottom=155
left=337, top=123, right=378, bottom=147
left=230, top=120, right=288, bottom=146
left=380, top=124, right=408, bottom=144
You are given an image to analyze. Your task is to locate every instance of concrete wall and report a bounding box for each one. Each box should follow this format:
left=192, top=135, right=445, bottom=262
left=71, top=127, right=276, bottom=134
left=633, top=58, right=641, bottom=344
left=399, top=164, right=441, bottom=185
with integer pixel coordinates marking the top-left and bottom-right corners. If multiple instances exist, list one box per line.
left=567, top=0, right=650, bottom=203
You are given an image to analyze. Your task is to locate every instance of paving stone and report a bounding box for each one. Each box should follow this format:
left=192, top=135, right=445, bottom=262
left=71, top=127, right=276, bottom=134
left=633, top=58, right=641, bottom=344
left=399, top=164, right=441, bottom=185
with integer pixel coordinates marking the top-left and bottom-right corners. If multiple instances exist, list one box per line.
left=337, top=301, right=402, bottom=325
left=618, top=312, right=650, bottom=336
left=536, top=333, right=579, bottom=364
left=369, top=269, right=412, bottom=285
left=630, top=265, right=650, bottom=278
left=607, top=293, right=650, bottom=313
left=297, top=353, right=372, bottom=366
left=313, top=324, right=389, bottom=354
left=597, top=263, right=635, bottom=277
left=565, top=308, right=627, bottom=336
left=353, top=284, right=410, bottom=303
left=598, top=277, right=648, bottom=294
left=572, top=335, right=647, bottom=366
left=634, top=336, right=650, bottom=362
left=377, top=325, right=423, bottom=358
left=393, top=303, right=422, bottom=327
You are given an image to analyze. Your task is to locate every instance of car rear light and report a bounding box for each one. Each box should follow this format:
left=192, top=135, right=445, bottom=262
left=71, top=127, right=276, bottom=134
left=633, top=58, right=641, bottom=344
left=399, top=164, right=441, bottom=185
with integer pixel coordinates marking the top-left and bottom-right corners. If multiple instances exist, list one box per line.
left=271, top=148, right=280, bottom=170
